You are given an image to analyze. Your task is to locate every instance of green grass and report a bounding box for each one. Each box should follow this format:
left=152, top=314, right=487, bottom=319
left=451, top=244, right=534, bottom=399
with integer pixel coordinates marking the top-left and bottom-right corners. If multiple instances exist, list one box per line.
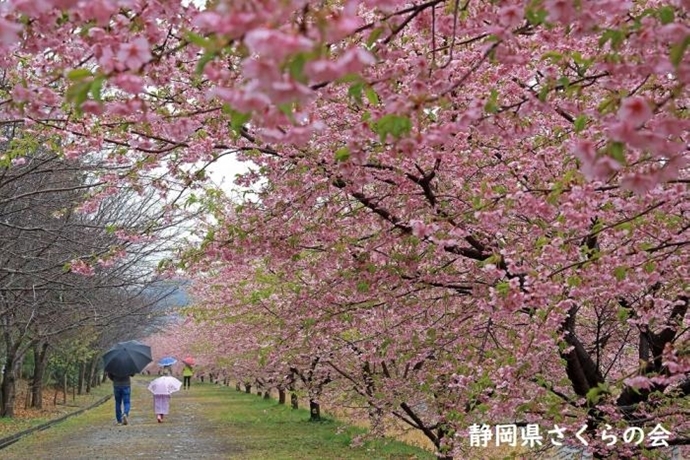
left=194, top=384, right=435, bottom=460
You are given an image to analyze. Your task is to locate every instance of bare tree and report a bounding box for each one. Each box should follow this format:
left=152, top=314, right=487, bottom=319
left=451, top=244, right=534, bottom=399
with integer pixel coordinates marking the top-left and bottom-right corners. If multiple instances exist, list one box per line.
left=0, top=123, right=191, bottom=416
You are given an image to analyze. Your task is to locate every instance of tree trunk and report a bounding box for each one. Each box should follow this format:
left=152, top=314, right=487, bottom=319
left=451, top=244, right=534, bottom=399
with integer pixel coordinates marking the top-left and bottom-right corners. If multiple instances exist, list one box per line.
left=436, top=426, right=453, bottom=460
left=77, top=362, right=85, bottom=395
left=291, top=392, right=298, bottom=409
left=244, top=383, right=251, bottom=394
left=263, top=390, right=270, bottom=399
left=236, top=382, right=241, bottom=391
left=62, top=374, right=67, bottom=405
left=16, top=355, right=25, bottom=379
left=369, top=406, right=385, bottom=437
left=86, top=357, right=99, bottom=394
left=309, top=399, right=321, bottom=421
left=278, top=387, right=286, bottom=404
left=30, top=342, right=49, bottom=409
left=92, top=359, right=103, bottom=388
left=85, top=370, right=91, bottom=394
left=362, top=362, right=384, bottom=437
left=24, top=384, right=31, bottom=410
left=1, top=372, right=17, bottom=417
left=1, top=351, right=18, bottom=417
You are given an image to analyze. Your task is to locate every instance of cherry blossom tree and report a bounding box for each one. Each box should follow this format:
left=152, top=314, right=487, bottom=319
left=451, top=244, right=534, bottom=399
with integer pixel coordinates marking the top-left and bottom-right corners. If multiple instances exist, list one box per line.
left=0, top=0, right=688, bottom=457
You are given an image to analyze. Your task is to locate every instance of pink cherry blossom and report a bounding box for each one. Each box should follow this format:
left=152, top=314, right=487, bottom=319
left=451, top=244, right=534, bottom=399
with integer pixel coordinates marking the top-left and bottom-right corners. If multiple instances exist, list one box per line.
left=592, top=155, right=622, bottom=180
left=544, top=0, right=576, bottom=24
left=87, top=27, right=107, bottom=41
left=117, top=37, right=152, bottom=71
left=113, top=73, right=145, bottom=94
left=241, top=58, right=282, bottom=83
left=207, top=86, right=272, bottom=112
left=621, top=172, right=657, bottom=194
left=257, top=128, right=285, bottom=143
left=192, top=11, right=260, bottom=37
left=658, top=23, right=690, bottom=41
left=498, top=5, right=523, bottom=29
left=0, top=18, right=22, bottom=47
left=617, top=96, right=653, bottom=128
left=283, top=123, right=324, bottom=147
left=49, top=0, right=81, bottom=8
left=10, top=84, right=32, bottom=102
left=363, top=0, right=402, bottom=13
left=95, top=45, right=119, bottom=73
left=304, top=59, right=340, bottom=83
left=655, top=155, right=689, bottom=182
left=97, top=257, right=116, bottom=268
left=325, top=13, right=362, bottom=42
left=571, top=139, right=597, bottom=164
left=244, top=28, right=313, bottom=62
left=69, top=259, right=95, bottom=276
left=81, top=100, right=104, bottom=115
left=77, top=0, right=117, bottom=25
left=606, top=120, right=644, bottom=146
left=191, top=11, right=222, bottom=32
left=11, top=0, right=52, bottom=17
left=334, top=47, right=376, bottom=75
left=267, top=78, right=313, bottom=105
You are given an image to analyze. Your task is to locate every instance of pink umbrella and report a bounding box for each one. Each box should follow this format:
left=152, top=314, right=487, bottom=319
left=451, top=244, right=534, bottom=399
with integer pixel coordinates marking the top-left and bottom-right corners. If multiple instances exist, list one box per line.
left=148, top=376, right=182, bottom=395
left=182, top=356, right=195, bottom=366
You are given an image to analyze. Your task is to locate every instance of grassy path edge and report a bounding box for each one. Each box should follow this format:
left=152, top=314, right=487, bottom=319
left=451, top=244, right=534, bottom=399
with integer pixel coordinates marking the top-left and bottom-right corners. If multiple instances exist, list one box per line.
left=0, top=394, right=112, bottom=450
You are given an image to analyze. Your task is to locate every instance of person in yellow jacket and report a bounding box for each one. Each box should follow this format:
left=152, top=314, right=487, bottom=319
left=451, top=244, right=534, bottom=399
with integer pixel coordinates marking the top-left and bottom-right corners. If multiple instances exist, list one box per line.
left=182, top=363, right=193, bottom=390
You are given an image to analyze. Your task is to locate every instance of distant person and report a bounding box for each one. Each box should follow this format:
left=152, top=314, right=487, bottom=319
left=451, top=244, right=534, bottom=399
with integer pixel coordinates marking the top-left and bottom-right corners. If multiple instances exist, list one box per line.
left=107, top=372, right=133, bottom=425
left=182, top=363, right=193, bottom=390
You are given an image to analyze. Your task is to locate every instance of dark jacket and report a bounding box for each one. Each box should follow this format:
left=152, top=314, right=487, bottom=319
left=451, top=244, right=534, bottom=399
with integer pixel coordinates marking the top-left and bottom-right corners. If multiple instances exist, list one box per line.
left=108, top=373, right=133, bottom=387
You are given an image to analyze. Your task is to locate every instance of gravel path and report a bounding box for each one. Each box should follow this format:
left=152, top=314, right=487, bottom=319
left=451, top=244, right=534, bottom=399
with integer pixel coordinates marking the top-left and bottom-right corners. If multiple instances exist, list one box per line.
left=1, top=379, right=241, bottom=459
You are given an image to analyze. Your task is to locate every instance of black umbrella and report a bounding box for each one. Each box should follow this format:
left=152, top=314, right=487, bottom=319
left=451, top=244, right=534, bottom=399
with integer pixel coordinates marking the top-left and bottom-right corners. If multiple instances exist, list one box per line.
left=103, top=340, right=152, bottom=376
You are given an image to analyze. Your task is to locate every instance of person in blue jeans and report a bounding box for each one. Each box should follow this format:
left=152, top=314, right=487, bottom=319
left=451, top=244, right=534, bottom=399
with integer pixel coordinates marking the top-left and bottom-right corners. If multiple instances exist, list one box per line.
left=108, top=373, right=133, bottom=425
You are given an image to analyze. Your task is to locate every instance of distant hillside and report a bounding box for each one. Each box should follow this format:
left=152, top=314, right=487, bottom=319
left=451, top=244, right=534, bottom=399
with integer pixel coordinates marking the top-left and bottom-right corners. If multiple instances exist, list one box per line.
left=144, top=279, right=190, bottom=310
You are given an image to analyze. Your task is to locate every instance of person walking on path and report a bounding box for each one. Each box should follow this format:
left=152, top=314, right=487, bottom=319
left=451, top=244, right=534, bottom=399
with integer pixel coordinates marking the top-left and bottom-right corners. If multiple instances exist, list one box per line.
left=182, top=363, right=193, bottom=390
left=153, top=392, right=170, bottom=423
left=108, top=372, right=133, bottom=425
left=149, top=369, right=181, bottom=423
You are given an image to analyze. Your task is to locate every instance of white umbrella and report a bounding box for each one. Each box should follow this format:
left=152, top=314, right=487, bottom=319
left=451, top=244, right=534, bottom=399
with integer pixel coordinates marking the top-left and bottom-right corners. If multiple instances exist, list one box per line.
left=148, top=375, right=183, bottom=395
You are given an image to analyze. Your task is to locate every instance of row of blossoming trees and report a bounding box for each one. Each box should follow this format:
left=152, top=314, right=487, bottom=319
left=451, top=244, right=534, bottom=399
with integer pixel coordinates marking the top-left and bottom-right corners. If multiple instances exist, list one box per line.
left=0, top=0, right=688, bottom=457
left=0, top=109, right=192, bottom=418
left=0, top=119, right=189, bottom=417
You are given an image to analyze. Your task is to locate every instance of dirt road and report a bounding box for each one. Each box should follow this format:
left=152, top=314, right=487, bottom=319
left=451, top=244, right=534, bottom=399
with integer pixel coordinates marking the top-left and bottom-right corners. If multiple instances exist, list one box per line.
left=0, top=378, right=241, bottom=459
